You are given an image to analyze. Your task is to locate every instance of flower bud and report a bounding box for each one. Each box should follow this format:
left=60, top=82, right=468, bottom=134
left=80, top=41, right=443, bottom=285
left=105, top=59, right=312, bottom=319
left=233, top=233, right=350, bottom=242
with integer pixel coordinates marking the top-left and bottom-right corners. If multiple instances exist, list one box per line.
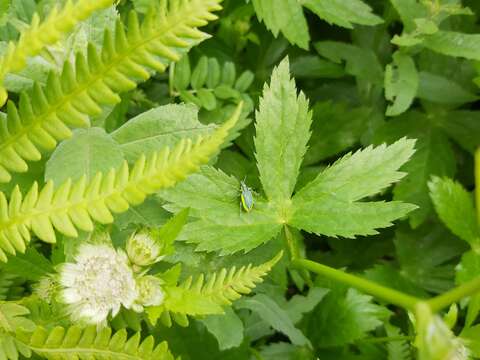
left=126, top=229, right=163, bottom=267
left=136, top=276, right=165, bottom=307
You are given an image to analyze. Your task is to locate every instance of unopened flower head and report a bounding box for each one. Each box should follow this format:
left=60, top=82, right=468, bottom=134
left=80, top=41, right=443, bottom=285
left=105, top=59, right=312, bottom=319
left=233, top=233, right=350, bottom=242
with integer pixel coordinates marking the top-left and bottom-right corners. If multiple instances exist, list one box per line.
left=136, top=275, right=165, bottom=307
left=59, top=244, right=138, bottom=324
left=126, top=229, right=163, bottom=267
left=34, top=275, right=58, bottom=303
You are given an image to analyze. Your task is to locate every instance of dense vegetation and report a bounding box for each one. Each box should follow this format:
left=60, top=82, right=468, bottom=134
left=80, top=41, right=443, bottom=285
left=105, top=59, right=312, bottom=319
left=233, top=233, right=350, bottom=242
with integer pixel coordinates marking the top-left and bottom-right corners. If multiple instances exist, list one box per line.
left=0, top=0, right=480, bottom=359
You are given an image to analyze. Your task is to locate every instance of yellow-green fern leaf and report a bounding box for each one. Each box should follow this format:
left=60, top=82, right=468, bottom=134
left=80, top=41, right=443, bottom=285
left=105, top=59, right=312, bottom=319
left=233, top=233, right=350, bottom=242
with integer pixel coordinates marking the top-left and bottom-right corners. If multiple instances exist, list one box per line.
left=0, top=0, right=223, bottom=183
left=0, top=0, right=114, bottom=106
left=149, top=252, right=283, bottom=326
left=15, top=326, right=174, bottom=360
left=0, top=104, right=241, bottom=262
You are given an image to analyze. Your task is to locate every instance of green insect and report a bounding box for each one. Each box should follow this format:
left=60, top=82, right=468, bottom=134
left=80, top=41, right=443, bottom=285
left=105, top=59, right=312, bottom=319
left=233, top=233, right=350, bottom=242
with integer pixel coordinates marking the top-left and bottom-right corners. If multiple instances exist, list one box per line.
left=240, top=180, right=254, bottom=213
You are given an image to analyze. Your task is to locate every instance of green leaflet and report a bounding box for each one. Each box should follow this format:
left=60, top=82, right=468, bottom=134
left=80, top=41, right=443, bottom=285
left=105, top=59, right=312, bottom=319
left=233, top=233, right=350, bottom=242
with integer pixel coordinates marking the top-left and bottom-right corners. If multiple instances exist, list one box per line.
left=0, top=106, right=240, bottom=261
left=254, top=58, right=312, bottom=205
left=0, top=0, right=114, bottom=106
left=0, top=0, right=223, bottom=183
left=385, top=52, right=418, bottom=116
left=423, top=31, right=480, bottom=61
left=303, top=0, right=383, bottom=29
left=252, top=0, right=309, bottom=49
left=200, top=308, right=244, bottom=350
left=291, top=138, right=417, bottom=237
left=429, top=176, right=480, bottom=249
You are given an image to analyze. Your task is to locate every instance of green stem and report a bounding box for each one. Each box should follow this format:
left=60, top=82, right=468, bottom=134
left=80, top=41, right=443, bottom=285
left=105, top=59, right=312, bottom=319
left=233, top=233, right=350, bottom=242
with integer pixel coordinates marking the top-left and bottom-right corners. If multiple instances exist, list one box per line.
left=292, top=258, right=421, bottom=310
left=475, top=147, right=480, bottom=225
left=427, top=276, right=480, bottom=312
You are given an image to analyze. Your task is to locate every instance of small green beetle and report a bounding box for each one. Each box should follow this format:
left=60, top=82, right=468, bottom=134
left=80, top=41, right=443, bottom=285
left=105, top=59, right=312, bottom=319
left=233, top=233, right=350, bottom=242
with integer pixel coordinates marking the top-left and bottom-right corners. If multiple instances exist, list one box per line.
left=240, top=180, right=254, bottom=213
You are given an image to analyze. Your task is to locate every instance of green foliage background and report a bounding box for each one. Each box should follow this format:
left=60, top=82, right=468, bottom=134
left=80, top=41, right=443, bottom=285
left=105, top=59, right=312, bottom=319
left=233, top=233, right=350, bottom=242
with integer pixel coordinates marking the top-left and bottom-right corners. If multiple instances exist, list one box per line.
left=1, top=0, right=480, bottom=359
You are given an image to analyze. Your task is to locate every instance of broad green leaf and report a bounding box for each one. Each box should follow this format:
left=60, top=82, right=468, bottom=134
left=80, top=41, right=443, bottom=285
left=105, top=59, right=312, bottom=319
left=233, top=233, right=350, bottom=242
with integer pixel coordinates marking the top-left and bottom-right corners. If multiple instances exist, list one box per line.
left=161, top=166, right=282, bottom=254
left=303, top=0, right=383, bottom=29
left=385, top=52, right=418, bottom=116
left=373, top=114, right=456, bottom=227
left=111, top=104, right=214, bottom=162
left=114, top=197, right=170, bottom=230
left=304, top=286, right=390, bottom=347
left=45, top=127, right=124, bottom=186
left=424, top=31, right=480, bottom=61
left=5, top=248, right=53, bottom=281
left=200, top=308, right=244, bottom=350
left=429, top=176, right=480, bottom=248
left=304, top=101, right=371, bottom=166
left=417, top=71, right=479, bottom=105
left=395, top=224, right=467, bottom=293
left=315, top=41, right=384, bottom=85
left=290, top=55, right=344, bottom=79
left=254, top=58, right=312, bottom=204
left=259, top=342, right=315, bottom=360
left=252, top=0, right=309, bottom=49
left=236, top=294, right=310, bottom=347
left=291, top=139, right=416, bottom=237
left=461, top=325, right=480, bottom=357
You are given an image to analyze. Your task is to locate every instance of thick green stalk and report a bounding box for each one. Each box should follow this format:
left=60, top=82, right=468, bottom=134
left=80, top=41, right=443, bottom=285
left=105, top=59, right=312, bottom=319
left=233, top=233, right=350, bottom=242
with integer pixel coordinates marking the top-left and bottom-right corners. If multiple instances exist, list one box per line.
left=427, top=276, right=480, bottom=312
left=292, top=258, right=421, bottom=310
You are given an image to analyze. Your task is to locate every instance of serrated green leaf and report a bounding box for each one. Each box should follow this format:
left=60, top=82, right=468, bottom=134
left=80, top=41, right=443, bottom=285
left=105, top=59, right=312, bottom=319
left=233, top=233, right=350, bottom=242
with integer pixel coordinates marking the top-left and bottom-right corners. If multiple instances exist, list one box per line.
left=45, top=128, right=124, bottom=186
left=304, top=286, right=391, bottom=347
left=291, top=139, right=417, bottom=237
left=236, top=294, right=310, bottom=347
left=429, top=176, right=480, bottom=248
left=385, top=323, right=413, bottom=360
left=112, top=104, right=215, bottom=162
left=385, top=52, right=418, bottom=116
left=252, top=0, right=309, bottom=49
left=303, top=0, right=383, bottom=29
left=254, top=58, right=312, bottom=204
left=5, top=248, right=53, bottom=281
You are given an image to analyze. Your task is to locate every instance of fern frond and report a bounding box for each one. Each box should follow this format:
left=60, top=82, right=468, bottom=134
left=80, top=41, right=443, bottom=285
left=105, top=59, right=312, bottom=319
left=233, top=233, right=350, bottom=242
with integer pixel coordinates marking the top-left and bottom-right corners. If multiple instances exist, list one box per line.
left=0, top=0, right=114, bottom=106
left=155, top=252, right=283, bottom=326
left=0, top=105, right=240, bottom=262
left=14, top=325, right=174, bottom=360
left=0, top=0, right=223, bottom=183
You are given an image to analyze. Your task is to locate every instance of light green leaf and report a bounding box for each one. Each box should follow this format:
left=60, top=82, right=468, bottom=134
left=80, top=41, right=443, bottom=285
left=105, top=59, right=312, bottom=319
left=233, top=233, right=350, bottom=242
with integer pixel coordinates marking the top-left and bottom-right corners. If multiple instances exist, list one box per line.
left=111, top=104, right=214, bottom=162
left=385, top=52, right=418, bottom=116
left=114, top=197, right=170, bottom=230
left=424, top=31, right=480, bottom=61
left=305, top=286, right=391, bottom=347
left=0, top=302, right=34, bottom=332
left=461, top=325, right=480, bottom=357
left=429, top=176, right=480, bottom=248
left=254, top=58, right=312, bottom=204
left=303, top=0, right=383, bottom=29
left=4, top=248, right=53, bottom=281
left=236, top=294, right=310, bottom=347
left=161, top=166, right=282, bottom=254
left=291, top=139, right=416, bottom=237
left=252, top=0, right=309, bottom=49
left=201, top=308, right=244, bottom=350
left=389, top=0, right=427, bottom=31
left=456, top=250, right=480, bottom=284
left=417, top=71, right=479, bottom=105
left=45, top=127, right=124, bottom=186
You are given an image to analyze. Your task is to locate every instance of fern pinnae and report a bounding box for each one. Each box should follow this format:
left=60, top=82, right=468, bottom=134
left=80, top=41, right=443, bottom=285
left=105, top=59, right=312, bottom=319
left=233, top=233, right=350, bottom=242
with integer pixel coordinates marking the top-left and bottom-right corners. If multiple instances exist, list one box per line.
left=0, top=0, right=115, bottom=107
left=0, top=0, right=223, bottom=183
left=14, top=325, right=175, bottom=360
left=0, top=104, right=241, bottom=262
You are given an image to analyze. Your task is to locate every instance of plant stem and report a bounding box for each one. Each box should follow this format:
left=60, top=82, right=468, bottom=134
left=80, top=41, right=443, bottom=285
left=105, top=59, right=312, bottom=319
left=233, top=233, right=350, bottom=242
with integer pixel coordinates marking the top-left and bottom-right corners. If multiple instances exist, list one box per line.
left=427, top=276, right=480, bottom=312
left=475, top=147, right=480, bottom=225
left=292, top=258, right=421, bottom=310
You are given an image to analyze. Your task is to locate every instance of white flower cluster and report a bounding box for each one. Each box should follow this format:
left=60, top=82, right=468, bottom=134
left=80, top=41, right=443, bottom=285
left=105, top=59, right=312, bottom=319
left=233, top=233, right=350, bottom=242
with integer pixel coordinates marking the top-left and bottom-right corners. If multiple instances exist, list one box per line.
left=59, top=243, right=165, bottom=324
